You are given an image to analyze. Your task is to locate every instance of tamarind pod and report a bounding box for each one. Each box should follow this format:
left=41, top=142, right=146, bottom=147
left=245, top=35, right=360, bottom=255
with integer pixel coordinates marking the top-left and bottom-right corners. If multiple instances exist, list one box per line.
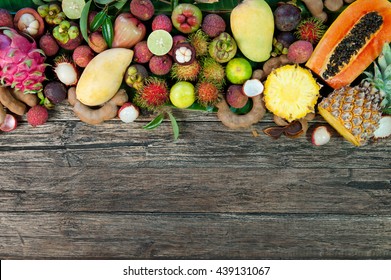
left=216, top=94, right=266, bottom=129
left=0, top=102, right=6, bottom=125
left=11, top=88, right=39, bottom=107
left=0, top=87, right=26, bottom=116
left=324, top=0, right=344, bottom=12
left=301, top=0, right=327, bottom=22
left=68, top=87, right=128, bottom=125
left=262, top=55, right=290, bottom=78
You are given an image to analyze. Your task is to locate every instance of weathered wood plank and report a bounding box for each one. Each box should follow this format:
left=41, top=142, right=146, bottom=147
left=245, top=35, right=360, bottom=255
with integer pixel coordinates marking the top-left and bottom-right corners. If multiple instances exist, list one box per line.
left=1, top=168, right=390, bottom=214
left=1, top=212, right=390, bottom=259
left=1, top=121, right=389, bottom=169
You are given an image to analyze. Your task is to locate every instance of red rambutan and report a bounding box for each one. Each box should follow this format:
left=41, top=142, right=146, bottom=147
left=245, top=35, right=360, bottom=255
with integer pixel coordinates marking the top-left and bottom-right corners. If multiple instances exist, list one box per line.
left=135, top=77, right=169, bottom=111
left=294, top=17, right=326, bottom=45
left=196, top=80, right=221, bottom=107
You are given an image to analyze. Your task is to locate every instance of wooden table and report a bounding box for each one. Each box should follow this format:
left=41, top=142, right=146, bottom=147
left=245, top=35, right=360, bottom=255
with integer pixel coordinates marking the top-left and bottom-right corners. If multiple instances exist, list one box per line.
left=1, top=104, right=390, bottom=259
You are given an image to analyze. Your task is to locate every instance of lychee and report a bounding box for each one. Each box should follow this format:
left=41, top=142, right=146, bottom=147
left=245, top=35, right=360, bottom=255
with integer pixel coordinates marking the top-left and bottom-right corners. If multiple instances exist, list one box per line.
left=135, top=77, right=169, bottom=111
left=226, top=85, right=248, bottom=109
left=287, top=40, right=313, bottom=64
left=171, top=61, right=200, bottom=81
left=202, top=13, right=226, bottom=38
left=88, top=31, right=108, bottom=53
left=0, top=8, right=14, bottom=28
left=149, top=55, right=173, bottom=76
left=133, top=41, right=153, bottom=63
left=130, top=0, right=155, bottom=21
left=196, top=80, right=221, bottom=107
left=39, top=33, right=60, bottom=57
left=27, top=105, right=49, bottom=127
left=152, top=14, right=172, bottom=32
left=73, top=45, right=95, bottom=68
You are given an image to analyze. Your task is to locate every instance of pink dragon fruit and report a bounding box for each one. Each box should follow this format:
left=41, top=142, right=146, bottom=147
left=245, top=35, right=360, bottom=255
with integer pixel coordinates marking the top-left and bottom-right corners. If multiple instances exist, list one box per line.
left=0, top=28, right=46, bottom=94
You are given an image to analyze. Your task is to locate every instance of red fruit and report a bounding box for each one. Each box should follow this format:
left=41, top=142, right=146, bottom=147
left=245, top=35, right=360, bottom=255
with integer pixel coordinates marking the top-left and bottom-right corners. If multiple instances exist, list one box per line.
left=196, top=81, right=220, bottom=107
left=88, top=32, right=108, bottom=53
left=133, top=41, right=153, bottom=63
left=171, top=4, right=202, bottom=34
left=226, top=85, right=248, bottom=109
left=39, top=33, right=59, bottom=57
left=152, top=14, right=172, bottom=32
left=136, top=77, right=169, bottom=110
left=202, top=13, right=226, bottom=38
left=287, top=40, right=313, bottom=64
left=0, top=114, right=17, bottom=132
left=130, top=0, right=155, bottom=21
left=0, top=8, right=14, bottom=28
left=73, top=45, right=95, bottom=68
left=27, top=105, right=49, bottom=127
left=149, top=55, right=173, bottom=76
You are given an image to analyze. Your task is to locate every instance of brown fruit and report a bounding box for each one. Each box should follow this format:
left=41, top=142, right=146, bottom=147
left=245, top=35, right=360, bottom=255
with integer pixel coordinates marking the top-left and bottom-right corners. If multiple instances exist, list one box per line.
left=133, top=41, right=153, bottom=63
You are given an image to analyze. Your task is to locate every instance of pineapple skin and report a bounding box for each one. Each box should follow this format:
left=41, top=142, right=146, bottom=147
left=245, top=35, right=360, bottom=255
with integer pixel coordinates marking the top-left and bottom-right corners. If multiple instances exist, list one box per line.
left=318, top=82, right=382, bottom=146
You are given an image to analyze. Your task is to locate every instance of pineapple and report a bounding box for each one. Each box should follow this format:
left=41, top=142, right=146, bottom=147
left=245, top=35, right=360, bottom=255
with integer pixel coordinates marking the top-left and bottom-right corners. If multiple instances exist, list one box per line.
left=318, top=43, right=391, bottom=146
left=264, top=64, right=320, bottom=122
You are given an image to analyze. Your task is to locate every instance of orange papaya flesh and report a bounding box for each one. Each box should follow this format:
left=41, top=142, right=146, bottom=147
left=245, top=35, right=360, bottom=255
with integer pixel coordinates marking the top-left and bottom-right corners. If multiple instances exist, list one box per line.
left=306, top=0, right=391, bottom=89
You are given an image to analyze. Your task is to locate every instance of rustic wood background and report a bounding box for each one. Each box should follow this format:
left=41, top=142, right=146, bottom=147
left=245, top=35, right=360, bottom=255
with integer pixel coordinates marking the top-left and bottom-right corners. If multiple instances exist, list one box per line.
left=1, top=104, right=390, bottom=259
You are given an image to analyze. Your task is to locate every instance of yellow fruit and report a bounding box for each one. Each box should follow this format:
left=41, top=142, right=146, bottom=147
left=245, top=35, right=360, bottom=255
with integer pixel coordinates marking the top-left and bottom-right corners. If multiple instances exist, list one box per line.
left=230, top=0, right=274, bottom=62
left=76, top=48, right=133, bottom=106
left=264, top=64, right=320, bottom=122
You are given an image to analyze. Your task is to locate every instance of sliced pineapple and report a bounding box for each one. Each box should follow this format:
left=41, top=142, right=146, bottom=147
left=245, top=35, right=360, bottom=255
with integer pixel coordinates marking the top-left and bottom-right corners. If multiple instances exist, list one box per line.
left=264, top=64, right=320, bottom=122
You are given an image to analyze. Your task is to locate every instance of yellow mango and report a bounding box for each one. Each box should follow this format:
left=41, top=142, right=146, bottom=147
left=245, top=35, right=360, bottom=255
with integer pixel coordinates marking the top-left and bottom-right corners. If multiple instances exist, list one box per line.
left=76, top=48, right=133, bottom=106
left=230, top=0, right=274, bottom=62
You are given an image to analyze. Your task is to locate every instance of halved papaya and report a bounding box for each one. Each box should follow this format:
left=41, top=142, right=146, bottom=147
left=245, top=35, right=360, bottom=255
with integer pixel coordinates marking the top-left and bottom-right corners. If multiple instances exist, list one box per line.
left=306, top=0, right=391, bottom=89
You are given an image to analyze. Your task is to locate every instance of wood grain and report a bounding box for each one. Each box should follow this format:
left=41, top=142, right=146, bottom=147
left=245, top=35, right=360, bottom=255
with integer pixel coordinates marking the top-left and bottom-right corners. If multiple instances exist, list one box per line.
left=1, top=106, right=390, bottom=259
left=1, top=213, right=391, bottom=259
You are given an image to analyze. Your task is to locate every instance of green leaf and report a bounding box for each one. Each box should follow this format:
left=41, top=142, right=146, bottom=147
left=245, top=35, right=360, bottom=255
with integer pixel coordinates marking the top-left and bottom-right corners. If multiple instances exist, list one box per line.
left=168, top=112, right=179, bottom=141
left=94, top=0, right=116, bottom=4
left=80, top=0, right=92, bottom=43
left=112, top=0, right=127, bottom=10
left=143, top=113, right=164, bottom=130
left=32, top=0, right=47, bottom=5
left=102, top=16, right=113, bottom=48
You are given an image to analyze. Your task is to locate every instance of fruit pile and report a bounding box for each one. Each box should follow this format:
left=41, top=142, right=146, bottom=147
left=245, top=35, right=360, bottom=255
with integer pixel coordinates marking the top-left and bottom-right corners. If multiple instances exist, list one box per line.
left=0, top=0, right=390, bottom=146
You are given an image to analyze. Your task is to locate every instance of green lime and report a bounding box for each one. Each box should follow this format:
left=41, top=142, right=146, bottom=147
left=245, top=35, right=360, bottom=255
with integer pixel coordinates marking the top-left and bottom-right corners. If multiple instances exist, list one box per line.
left=62, top=0, right=85, bottom=19
left=225, top=57, right=252, bottom=85
left=147, top=30, right=173, bottom=56
left=170, top=81, right=195, bottom=109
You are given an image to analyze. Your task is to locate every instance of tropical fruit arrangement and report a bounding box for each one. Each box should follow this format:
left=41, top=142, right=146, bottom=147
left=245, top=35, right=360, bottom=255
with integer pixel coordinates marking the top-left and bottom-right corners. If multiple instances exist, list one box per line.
left=0, top=0, right=390, bottom=146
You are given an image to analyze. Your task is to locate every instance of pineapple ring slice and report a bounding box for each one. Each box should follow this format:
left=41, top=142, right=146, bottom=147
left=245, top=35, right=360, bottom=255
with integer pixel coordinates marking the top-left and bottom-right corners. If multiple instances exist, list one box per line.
left=264, top=64, right=320, bottom=122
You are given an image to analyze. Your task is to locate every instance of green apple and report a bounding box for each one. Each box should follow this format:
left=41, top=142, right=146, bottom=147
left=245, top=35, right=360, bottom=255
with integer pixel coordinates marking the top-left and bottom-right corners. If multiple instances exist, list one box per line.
left=170, top=81, right=195, bottom=108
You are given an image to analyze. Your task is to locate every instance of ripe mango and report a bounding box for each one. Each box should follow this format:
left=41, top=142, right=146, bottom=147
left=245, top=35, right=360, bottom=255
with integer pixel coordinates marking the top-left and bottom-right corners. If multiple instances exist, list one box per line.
left=230, top=0, right=274, bottom=62
left=76, top=48, right=133, bottom=106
